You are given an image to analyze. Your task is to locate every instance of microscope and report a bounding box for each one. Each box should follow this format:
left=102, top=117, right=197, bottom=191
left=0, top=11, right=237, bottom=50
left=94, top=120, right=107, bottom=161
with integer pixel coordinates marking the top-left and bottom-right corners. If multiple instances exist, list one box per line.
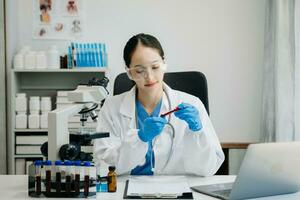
left=46, top=77, right=110, bottom=161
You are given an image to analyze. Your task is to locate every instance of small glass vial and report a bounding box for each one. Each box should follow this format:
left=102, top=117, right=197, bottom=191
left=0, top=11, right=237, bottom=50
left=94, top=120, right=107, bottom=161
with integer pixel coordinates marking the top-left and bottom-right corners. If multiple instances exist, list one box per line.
left=84, top=161, right=91, bottom=197
left=44, top=160, right=52, bottom=195
left=107, top=166, right=117, bottom=192
left=64, top=160, right=72, bottom=196
left=96, top=163, right=101, bottom=193
left=74, top=161, right=81, bottom=195
left=55, top=160, right=62, bottom=193
left=34, top=160, right=42, bottom=195
left=100, top=177, right=108, bottom=192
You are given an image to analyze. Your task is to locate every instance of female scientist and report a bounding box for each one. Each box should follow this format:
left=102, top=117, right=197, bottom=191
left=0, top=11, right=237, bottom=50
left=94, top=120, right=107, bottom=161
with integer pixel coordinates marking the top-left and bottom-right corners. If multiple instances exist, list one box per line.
left=94, top=33, right=224, bottom=176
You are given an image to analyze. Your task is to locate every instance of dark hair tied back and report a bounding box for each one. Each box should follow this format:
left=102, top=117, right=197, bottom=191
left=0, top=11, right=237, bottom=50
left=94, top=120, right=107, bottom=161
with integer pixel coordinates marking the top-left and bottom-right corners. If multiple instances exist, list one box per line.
left=123, top=33, right=164, bottom=67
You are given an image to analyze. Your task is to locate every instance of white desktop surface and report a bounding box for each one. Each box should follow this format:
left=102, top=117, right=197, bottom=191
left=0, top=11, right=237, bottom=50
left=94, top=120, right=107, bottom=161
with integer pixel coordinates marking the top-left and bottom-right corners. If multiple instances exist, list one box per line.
left=0, top=175, right=300, bottom=200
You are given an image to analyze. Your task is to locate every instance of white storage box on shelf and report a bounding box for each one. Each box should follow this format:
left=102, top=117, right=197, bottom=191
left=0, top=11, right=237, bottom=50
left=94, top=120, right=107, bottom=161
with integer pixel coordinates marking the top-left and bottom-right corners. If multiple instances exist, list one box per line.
left=15, top=93, right=27, bottom=112
left=47, top=46, right=60, bottom=69
left=40, top=97, right=52, bottom=129
left=29, top=96, right=40, bottom=113
left=40, top=113, right=48, bottom=129
left=35, top=51, right=47, bottom=69
left=29, top=96, right=40, bottom=129
left=16, top=113, right=27, bottom=129
left=24, top=51, right=36, bottom=69
left=28, top=114, right=40, bottom=129
left=41, top=97, right=51, bottom=112
left=15, top=93, right=27, bottom=129
left=56, top=91, right=73, bottom=108
left=13, top=54, right=24, bottom=69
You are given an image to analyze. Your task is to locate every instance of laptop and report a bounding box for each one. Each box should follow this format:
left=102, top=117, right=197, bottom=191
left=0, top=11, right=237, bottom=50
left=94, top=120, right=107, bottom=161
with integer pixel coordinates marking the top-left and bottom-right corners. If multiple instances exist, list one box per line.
left=191, top=142, right=300, bottom=200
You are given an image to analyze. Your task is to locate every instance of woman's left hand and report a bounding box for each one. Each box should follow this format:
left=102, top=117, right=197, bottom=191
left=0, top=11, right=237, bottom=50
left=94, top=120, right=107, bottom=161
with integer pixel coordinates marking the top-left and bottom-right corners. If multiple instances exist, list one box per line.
left=174, top=103, right=202, bottom=132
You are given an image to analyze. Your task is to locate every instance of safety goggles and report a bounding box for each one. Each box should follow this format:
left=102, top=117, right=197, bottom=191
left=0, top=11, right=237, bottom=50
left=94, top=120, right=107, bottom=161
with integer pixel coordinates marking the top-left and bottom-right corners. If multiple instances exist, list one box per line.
left=126, top=62, right=167, bottom=81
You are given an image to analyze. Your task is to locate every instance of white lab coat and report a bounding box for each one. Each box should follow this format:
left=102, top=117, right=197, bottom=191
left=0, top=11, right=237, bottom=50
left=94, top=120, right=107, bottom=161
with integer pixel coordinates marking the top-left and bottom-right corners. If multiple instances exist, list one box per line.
left=94, top=83, right=224, bottom=176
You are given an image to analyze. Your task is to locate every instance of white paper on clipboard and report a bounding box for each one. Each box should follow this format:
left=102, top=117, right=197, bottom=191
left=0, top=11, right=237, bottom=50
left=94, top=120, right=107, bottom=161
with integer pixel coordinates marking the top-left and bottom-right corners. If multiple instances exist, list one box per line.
left=127, top=176, right=192, bottom=197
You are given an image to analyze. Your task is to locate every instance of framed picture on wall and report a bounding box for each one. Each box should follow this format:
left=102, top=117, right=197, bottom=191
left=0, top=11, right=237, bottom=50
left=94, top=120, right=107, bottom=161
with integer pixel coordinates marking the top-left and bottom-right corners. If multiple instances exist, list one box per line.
left=32, top=0, right=84, bottom=40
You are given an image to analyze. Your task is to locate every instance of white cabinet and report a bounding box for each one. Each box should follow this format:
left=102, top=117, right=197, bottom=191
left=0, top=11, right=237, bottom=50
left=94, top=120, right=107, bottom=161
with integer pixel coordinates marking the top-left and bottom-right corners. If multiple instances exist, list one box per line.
left=7, top=68, right=108, bottom=174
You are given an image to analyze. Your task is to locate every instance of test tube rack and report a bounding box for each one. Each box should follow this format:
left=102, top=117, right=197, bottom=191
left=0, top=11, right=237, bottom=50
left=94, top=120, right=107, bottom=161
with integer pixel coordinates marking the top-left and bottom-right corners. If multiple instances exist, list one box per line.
left=27, top=163, right=96, bottom=198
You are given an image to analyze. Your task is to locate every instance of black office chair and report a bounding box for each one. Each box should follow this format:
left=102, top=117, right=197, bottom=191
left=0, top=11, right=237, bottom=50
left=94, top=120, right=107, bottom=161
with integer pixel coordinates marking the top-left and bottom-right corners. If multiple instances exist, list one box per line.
left=113, top=71, right=209, bottom=115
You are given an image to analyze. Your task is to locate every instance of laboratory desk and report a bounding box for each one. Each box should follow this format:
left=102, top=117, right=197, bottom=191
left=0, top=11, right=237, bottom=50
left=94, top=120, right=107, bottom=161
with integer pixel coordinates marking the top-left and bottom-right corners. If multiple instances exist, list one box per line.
left=0, top=175, right=300, bottom=200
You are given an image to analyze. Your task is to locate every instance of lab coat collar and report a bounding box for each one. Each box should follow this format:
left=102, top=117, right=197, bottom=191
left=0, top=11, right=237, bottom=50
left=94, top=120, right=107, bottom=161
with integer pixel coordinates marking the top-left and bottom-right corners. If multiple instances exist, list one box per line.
left=119, top=86, right=137, bottom=118
left=119, top=82, right=178, bottom=119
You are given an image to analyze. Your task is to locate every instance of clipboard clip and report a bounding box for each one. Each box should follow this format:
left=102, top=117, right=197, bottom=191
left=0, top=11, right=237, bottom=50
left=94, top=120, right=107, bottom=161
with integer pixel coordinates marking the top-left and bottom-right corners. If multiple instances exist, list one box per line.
left=140, top=193, right=179, bottom=199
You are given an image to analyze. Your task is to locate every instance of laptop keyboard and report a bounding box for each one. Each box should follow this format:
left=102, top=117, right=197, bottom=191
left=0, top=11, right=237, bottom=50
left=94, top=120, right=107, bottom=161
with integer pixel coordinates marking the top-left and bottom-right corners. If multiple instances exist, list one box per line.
left=213, top=189, right=232, bottom=198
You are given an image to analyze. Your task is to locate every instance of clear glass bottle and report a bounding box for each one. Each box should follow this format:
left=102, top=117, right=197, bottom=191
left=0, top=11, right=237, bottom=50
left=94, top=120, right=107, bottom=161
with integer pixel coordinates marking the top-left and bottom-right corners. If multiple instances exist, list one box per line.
left=96, top=162, right=101, bottom=192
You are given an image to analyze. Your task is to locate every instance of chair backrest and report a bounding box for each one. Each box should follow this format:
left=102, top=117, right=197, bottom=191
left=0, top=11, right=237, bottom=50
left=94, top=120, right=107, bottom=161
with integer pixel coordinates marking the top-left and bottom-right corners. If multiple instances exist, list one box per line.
left=113, top=71, right=209, bottom=115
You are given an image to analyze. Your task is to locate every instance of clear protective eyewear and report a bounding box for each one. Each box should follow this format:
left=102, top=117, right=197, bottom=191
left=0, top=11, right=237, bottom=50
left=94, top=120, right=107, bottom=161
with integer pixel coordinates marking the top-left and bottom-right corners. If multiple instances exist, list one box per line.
left=126, top=62, right=167, bottom=81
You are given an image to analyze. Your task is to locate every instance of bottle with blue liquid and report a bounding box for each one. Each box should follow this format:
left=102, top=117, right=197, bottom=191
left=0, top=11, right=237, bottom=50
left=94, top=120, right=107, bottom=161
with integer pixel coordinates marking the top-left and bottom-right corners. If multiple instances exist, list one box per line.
left=96, top=163, right=108, bottom=192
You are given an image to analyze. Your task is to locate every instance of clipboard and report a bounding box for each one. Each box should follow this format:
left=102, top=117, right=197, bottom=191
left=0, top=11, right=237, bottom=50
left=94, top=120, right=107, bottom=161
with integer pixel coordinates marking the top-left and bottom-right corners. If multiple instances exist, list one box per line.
left=123, top=180, right=194, bottom=199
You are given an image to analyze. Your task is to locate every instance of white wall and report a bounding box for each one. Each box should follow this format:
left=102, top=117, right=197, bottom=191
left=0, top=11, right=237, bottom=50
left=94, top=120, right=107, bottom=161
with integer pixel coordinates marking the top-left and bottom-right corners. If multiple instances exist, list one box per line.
left=6, top=0, right=266, bottom=142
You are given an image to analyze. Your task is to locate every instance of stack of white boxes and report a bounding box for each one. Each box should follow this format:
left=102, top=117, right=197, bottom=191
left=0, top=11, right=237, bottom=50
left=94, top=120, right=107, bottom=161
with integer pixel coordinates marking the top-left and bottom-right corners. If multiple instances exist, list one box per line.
left=28, top=96, right=40, bottom=129
left=15, top=93, right=28, bottom=129
left=56, top=91, right=71, bottom=109
left=40, top=97, right=52, bottom=128
left=15, top=93, right=52, bottom=129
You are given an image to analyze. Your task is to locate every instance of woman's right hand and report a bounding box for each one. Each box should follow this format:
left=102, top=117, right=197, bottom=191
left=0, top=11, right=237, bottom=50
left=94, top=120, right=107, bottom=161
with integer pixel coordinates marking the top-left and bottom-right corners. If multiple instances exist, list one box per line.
left=138, top=117, right=167, bottom=142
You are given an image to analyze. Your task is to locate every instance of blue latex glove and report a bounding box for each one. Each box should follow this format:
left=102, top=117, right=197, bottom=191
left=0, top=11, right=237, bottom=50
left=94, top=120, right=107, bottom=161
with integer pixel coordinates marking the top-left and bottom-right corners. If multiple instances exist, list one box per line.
left=174, top=103, right=202, bottom=132
left=138, top=117, right=167, bottom=142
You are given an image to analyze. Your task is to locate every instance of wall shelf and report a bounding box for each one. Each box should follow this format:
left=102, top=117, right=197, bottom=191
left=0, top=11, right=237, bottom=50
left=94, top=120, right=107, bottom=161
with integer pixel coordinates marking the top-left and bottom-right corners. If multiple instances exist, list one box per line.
left=14, top=155, right=44, bottom=158
left=13, top=67, right=108, bottom=73
left=7, top=66, right=108, bottom=174
left=14, top=129, right=48, bottom=132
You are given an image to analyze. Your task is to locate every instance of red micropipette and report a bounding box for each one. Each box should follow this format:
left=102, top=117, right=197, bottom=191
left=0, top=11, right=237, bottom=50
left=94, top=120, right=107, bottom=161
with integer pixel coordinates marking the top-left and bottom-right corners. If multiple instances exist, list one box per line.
left=160, top=106, right=180, bottom=117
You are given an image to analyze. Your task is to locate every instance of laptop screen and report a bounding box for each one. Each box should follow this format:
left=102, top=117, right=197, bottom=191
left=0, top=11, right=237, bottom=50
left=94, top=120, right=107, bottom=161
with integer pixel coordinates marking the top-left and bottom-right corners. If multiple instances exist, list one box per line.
left=192, top=142, right=300, bottom=200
